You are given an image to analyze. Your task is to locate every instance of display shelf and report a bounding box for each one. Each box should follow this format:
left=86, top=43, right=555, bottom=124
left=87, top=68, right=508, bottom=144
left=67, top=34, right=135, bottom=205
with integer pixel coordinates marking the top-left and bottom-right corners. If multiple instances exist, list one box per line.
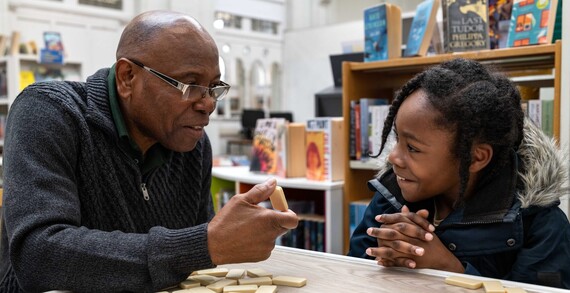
left=5, top=54, right=82, bottom=110
left=341, top=42, right=562, bottom=253
left=212, top=166, right=344, bottom=254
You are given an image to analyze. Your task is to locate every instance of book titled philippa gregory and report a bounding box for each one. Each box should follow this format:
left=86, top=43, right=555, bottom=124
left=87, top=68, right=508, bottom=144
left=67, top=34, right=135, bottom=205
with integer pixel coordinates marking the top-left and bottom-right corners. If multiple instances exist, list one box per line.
left=443, top=0, right=490, bottom=52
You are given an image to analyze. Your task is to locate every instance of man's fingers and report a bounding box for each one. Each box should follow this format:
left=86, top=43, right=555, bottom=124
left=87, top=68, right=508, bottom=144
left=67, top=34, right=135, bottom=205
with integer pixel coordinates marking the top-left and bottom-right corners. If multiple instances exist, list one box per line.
left=242, top=178, right=276, bottom=205
left=273, top=209, right=299, bottom=230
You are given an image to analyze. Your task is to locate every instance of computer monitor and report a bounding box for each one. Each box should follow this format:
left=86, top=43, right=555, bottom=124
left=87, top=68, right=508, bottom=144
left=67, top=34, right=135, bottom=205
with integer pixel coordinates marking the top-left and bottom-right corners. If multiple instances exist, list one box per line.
left=315, top=86, right=342, bottom=117
left=269, top=111, right=293, bottom=123
left=241, top=109, right=265, bottom=140
left=329, top=52, right=364, bottom=87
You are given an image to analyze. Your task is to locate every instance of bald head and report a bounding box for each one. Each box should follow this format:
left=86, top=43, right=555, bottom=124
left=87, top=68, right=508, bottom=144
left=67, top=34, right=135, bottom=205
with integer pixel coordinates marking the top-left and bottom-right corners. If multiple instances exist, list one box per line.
left=116, top=10, right=216, bottom=61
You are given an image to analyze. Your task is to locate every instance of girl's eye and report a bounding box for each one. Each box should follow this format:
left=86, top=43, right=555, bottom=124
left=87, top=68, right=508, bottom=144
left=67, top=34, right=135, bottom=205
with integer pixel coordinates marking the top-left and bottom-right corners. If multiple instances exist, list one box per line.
left=407, top=144, right=419, bottom=153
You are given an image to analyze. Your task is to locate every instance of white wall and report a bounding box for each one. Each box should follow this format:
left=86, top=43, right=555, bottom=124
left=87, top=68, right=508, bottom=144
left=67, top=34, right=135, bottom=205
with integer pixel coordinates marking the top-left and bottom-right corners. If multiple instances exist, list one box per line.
left=282, top=20, right=363, bottom=123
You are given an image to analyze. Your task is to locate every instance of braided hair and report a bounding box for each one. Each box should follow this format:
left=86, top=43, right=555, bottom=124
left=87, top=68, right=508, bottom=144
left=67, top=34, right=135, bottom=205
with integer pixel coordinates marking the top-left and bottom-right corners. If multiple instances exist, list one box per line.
left=374, top=58, right=524, bottom=200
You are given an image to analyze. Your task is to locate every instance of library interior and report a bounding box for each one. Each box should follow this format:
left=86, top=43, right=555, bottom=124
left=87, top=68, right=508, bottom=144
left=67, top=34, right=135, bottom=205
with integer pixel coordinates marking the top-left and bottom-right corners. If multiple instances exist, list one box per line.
left=0, top=0, right=569, bottom=292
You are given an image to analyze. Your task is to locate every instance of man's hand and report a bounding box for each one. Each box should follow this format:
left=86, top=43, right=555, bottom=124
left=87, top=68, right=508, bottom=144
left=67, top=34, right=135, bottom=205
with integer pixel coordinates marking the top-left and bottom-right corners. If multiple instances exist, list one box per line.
left=365, top=206, right=464, bottom=273
left=207, top=178, right=299, bottom=264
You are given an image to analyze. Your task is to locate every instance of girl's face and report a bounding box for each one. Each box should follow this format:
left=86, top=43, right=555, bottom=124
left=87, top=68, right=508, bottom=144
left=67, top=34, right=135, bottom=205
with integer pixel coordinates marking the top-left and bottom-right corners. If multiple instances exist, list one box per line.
left=388, top=90, right=461, bottom=203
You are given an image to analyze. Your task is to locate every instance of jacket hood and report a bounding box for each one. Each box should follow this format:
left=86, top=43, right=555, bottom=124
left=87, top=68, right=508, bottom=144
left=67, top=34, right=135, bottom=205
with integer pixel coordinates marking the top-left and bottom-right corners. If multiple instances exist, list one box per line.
left=517, top=118, right=569, bottom=208
left=373, top=117, right=568, bottom=209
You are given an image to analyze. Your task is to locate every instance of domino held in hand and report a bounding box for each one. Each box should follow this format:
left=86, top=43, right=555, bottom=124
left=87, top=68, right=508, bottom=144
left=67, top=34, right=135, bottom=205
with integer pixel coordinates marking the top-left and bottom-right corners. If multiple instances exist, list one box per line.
left=269, top=186, right=288, bottom=211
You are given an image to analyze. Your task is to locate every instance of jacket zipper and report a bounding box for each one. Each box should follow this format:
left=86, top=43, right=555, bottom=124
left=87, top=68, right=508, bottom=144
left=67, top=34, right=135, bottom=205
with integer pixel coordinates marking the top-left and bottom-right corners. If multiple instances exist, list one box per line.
left=141, top=183, right=150, bottom=201
left=438, top=218, right=508, bottom=229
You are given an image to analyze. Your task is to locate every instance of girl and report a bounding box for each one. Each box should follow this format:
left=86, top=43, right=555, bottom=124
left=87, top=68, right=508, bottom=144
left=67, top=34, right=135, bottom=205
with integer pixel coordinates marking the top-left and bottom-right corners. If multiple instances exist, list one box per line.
left=348, top=58, right=570, bottom=289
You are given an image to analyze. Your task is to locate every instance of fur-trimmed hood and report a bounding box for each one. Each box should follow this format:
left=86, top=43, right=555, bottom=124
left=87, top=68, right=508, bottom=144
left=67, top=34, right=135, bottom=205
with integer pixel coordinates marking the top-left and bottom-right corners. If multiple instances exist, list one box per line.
left=374, top=117, right=569, bottom=209
left=517, top=118, right=569, bottom=208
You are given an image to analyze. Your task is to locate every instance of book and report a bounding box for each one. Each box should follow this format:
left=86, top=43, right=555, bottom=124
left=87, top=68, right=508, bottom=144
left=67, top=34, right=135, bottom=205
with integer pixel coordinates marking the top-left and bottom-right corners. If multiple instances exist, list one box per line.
left=305, top=117, right=344, bottom=182
left=0, top=35, right=7, bottom=56
left=369, top=104, right=391, bottom=158
left=442, top=0, right=489, bottom=52
left=44, top=31, right=64, bottom=52
left=249, top=118, right=287, bottom=177
left=404, top=0, right=441, bottom=57
left=285, top=123, right=306, bottom=178
left=360, top=98, right=389, bottom=161
left=364, top=3, right=402, bottom=62
left=349, top=199, right=371, bottom=237
left=489, top=0, right=514, bottom=49
left=9, top=31, right=21, bottom=55
left=540, top=87, right=554, bottom=137
left=506, top=0, right=559, bottom=47
left=527, top=99, right=541, bottom=128
left=349, top=100, right=359, bottom=160
left=19, top=70, right=35, bottom=91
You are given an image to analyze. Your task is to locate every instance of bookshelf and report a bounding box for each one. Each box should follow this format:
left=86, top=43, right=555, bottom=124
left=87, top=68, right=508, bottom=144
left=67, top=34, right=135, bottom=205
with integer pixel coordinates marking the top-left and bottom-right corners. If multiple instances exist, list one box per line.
left=0, top=54, right=82, bottom=164
left=5, top=54, right=82, bottom=108
left=211, top=166, right=344, bottom=254
left=342, top=41, right=562, bottom=252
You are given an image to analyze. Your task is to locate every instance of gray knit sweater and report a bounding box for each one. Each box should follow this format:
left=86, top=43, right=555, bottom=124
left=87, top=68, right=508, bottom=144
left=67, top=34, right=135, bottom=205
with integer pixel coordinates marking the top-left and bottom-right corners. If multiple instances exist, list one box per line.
left=0, top=68, right=215, bottom=292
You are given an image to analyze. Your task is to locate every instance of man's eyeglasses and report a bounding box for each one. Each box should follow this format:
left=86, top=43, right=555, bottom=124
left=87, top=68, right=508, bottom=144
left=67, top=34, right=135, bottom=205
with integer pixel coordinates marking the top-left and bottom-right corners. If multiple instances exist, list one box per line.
left=127, top=58, right=230, bottom=102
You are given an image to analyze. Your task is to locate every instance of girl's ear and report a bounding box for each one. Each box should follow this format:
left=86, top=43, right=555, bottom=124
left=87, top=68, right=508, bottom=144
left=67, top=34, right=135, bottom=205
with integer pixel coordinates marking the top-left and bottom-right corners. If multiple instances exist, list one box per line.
left=470, top=143, right=493, bottom=173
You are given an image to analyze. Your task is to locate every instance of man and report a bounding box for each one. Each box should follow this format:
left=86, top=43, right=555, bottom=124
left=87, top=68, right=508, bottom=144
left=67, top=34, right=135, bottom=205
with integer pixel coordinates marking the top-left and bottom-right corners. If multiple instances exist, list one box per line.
left=0, top=10, right=298, bottom=292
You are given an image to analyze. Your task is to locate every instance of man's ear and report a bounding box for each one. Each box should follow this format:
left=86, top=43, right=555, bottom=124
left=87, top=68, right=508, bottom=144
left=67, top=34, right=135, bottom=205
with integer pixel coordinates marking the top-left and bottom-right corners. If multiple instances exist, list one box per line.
left=470, top=143, right=493, bottom=173
left=115, top=58, right=134, bottom=100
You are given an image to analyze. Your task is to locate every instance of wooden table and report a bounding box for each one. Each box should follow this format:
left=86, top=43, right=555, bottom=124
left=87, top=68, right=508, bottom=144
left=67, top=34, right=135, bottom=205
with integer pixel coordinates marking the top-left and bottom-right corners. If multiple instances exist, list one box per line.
left=222, top=246, right=568, bottom=293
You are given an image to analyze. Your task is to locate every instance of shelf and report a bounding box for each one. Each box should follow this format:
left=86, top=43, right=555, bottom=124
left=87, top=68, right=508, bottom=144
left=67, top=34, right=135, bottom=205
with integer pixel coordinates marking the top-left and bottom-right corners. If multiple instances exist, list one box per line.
left=349, top=160, right=379, bottom=170
left=212, top=166, right=344, bottom=191
left=212, top=166, right=344, bottom=254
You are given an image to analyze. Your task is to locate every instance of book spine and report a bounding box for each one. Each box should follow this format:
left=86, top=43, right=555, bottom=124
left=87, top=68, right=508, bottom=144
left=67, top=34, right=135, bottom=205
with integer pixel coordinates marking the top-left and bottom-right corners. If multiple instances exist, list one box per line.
left=349, top=100, right=357, bottom=160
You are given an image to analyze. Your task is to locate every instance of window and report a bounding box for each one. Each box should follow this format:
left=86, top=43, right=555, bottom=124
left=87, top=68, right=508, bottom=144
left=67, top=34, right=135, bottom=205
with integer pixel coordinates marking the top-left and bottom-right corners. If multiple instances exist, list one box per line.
left=214, top=12, right=243, bottom=30
left=78, top=0, right=122, bottom=10
left=251, top=18, right=279, bottom=35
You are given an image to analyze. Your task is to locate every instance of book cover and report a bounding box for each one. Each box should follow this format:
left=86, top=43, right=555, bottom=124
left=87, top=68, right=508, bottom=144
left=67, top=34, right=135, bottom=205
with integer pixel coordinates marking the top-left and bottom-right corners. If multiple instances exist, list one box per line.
left=364, top=4, right=402, bottom=62
left=404, top=0, right=441, bottom=57
left=306, top=117, right=345, bottom=182
left=285, top=123, right=306, bottom=178
left=489, top=0, right=514, bottom=49
left=19, top=71, right=35, bottom=91
left=305, top=129, right=326, bottom=181
left=506, top=0, right=558, bottom=47
left=249, top=118, right=287, bottom=177
left=44, top=31, right=64, bottom=52
left=443, top=0, right=490, bottom=52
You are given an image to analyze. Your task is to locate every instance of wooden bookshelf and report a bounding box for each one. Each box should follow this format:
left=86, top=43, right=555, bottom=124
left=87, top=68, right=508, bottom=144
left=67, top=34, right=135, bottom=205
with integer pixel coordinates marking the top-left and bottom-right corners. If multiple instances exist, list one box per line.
left=341, top=41, right=562, bottom=252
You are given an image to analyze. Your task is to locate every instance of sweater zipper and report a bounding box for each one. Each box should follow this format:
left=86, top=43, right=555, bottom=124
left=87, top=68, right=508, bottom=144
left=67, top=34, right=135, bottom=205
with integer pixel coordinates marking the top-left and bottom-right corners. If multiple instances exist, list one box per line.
left=141, top=183, right=150, bottom=201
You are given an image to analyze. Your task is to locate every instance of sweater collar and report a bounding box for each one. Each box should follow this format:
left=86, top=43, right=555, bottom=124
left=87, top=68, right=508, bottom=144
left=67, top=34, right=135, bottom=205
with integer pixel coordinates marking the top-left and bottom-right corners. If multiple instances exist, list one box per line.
left=103, top=64, right=172, bottom=174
